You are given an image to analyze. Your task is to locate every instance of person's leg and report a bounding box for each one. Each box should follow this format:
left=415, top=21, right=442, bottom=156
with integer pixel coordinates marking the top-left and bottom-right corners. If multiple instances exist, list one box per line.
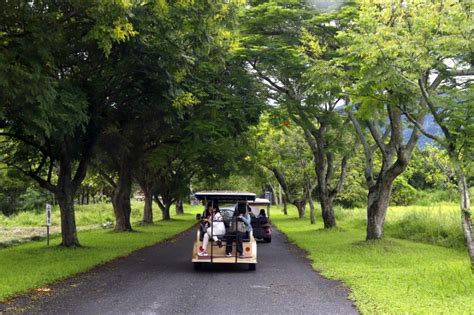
left=236, top=232, right=243, bottom=255
left=201, top=233, right=209, bottom=253
left=225, top=233, right=233, bottom=254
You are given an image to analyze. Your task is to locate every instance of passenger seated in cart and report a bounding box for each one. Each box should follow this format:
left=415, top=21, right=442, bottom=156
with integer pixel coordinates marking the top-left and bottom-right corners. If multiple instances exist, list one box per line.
left=257, top=209, right=267, bottom=219
left=225, top=202, right=252, bottom=257
left=199, top=206, right=225, bottom=256
left=199, top=202, right=214, bottom=235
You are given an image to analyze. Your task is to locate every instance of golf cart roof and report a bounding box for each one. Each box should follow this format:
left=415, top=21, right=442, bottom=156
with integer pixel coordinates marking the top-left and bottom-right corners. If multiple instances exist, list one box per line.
left=248, top=198, right=271, bottom=205
left=194, top=191, right=256, bottom=202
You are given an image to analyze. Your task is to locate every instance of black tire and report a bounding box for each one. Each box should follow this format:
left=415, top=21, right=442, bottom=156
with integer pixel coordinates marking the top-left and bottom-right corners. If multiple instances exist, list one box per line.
left=193, top=262, right=202, bottom=270
left=249, top=263, right=256, bottom=271
left=265, top=237, right=272, bottom=243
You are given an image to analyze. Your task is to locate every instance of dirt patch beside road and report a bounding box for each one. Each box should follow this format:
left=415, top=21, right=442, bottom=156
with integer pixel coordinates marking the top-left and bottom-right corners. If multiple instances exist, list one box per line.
left=0, top=225, right=100, bottom=247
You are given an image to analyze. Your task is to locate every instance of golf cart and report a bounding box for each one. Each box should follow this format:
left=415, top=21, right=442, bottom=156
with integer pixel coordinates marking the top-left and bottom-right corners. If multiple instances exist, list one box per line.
left=248, top=198, right=272, bottom=243
left=192, top=191, right=257, bottom=271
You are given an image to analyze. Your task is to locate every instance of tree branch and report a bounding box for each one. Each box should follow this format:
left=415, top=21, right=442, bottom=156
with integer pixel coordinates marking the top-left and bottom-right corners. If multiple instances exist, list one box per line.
left=347, top=110, right=375, bottom=187
left=249, top=61, right=289, bottom=94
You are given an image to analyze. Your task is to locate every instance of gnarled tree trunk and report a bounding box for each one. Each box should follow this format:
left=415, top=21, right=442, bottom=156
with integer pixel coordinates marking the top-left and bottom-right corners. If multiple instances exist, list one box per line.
left=154, top=194, right=172, bottom=221
left=349, top=106, right=422, bottom=241
left=293, top=200, right=306, bottom=219
left=320, top=194, right=336, bottom=229
left=366, top=178, right=393, bottom=239
left=302, top=125, right=348, bottom=229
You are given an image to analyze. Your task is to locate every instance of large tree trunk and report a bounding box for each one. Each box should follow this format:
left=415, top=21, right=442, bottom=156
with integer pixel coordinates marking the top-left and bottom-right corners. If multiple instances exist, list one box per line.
left=320, top=195, right=336, bottom=228
left=142, top=188, right=153, bottom=224
left=293, top=200, right=306, bottom=219
left=154, top=195, right=172, bottom=221
left=175, top=200, right=184, bottom=215
left=162, top=204, right=171, bottom=221
left=112, top=157, right=133, bottom=232
left=348, top=106, right=421, bottom=241
left=305, top=125, right=345, bottom=229
left=56, top=155, right=80, bottom=247
left=136, top=172, right=154, bottom=224
left=366, top=178, right=393, bottom=240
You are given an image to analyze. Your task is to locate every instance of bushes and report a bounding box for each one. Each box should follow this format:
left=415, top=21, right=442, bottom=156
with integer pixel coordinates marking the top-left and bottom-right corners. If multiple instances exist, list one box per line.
left=390, top=177, right=417, bottom=206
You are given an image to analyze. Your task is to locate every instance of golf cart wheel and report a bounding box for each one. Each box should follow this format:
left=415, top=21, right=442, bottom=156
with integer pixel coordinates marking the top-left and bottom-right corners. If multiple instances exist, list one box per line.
left=249, top=263, right=256, bottom=271
left=193, top=262, right=202, bottom=270
left=265, top=237, right=271, bottom=243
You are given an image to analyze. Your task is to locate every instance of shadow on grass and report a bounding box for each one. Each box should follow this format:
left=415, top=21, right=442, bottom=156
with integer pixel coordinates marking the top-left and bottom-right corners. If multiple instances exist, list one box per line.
left=313, top=226, right=348, bottom=233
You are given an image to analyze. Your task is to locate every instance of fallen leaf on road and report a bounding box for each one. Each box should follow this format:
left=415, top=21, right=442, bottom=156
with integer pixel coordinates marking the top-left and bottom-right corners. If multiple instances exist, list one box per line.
left=36, top=288, right=51, bottom=292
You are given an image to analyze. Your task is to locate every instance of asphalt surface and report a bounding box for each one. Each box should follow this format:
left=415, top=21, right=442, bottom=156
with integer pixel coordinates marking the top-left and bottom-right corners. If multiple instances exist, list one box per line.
left=2, top=228, right=358, bottom=315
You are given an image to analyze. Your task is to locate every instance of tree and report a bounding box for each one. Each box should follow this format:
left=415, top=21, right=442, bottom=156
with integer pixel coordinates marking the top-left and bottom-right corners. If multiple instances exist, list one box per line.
left=0, top=0, right=137, bottom=246
left=340, top=1, right=473, bottom=246
left=91, top=0, right=249, bottom=228
left=249, top=114, right=315, bottom=219
left=239, top=0, right=356, bottom=227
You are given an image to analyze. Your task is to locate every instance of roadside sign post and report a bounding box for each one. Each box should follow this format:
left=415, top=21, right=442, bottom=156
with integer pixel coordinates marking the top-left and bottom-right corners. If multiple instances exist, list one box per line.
left=46, top=203, right=51, bottom=246
left=264, top=191, right=272, bottom=204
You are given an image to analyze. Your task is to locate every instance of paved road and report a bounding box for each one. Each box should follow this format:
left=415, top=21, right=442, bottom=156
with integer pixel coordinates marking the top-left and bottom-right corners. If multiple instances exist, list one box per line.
left=2, top=228, right=358, bottom=315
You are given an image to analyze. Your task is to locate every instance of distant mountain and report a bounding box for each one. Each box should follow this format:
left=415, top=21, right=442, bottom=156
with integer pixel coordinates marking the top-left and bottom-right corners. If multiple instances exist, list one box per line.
left=404, top=115, right=441, bottom=148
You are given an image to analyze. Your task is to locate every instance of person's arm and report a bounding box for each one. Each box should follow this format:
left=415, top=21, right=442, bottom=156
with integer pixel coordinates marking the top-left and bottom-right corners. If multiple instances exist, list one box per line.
left=240, top=214, right=251, bottom=227
left=214, top=213, right=223, bottom=222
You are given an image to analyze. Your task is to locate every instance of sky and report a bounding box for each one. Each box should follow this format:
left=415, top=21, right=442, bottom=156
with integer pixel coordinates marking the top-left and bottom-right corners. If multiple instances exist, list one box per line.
left=305, top=0, right=350, bottom=12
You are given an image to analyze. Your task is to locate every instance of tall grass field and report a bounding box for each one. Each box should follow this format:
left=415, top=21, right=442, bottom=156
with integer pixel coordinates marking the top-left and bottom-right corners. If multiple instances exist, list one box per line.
left=0, top=201, right=149, bottom=227
left=272, top=203, right=473, bottom=314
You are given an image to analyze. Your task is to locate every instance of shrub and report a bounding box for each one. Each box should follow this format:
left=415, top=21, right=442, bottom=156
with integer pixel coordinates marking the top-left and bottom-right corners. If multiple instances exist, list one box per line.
left=390, top=177, right=417, bottom=206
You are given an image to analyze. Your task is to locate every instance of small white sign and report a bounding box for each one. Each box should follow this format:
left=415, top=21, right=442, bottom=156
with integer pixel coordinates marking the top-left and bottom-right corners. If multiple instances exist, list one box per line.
left=264, top=191, right=272, bottom=203
left=46, top=204, right=52, bottom=226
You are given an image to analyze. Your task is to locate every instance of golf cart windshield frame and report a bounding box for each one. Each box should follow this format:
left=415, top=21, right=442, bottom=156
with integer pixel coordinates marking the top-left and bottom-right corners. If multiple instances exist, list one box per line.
left=194, top=191, right=256, bottom=203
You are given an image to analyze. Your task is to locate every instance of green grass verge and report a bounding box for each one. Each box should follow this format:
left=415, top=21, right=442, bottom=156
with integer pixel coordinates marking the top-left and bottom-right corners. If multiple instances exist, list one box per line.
left=0, top=204, right=200, bottom=302
left=272, top=206, right=474, bottom=315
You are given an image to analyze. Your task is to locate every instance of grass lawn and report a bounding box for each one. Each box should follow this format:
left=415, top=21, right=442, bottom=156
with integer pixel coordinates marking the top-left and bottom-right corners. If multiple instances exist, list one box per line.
left=272, top=206, right=474, bottom=314
left=0, top=204, right=200, bottom=302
